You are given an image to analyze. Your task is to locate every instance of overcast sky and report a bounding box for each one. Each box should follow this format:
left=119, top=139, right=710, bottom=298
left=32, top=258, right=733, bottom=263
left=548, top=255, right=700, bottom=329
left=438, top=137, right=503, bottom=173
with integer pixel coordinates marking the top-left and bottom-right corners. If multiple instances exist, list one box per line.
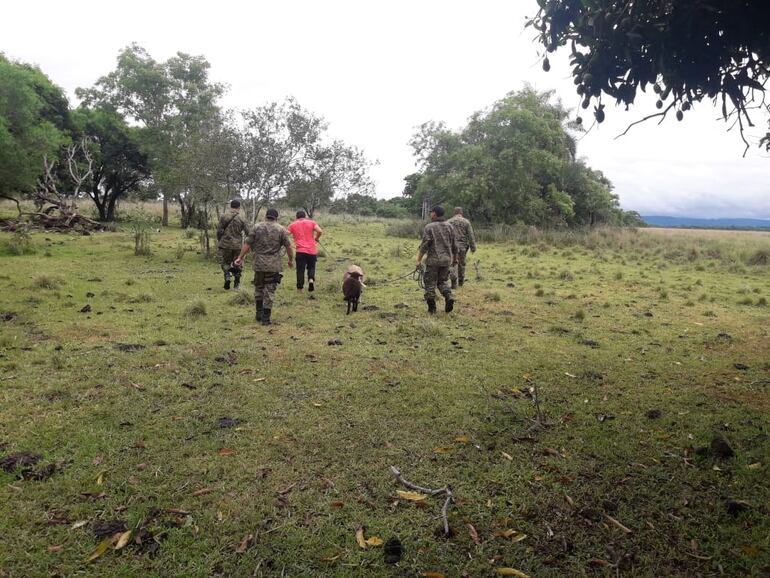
left=3, top=0, right=769, bottom=218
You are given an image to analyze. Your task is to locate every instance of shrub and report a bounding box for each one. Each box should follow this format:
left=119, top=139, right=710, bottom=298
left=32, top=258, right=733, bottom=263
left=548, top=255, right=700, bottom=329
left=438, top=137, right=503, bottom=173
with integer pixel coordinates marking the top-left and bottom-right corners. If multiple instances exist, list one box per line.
left=573, top=309, right=586, bottom=321
left=483, top=291, right=502, bottom=302
left=184, top=228, right=197, bottom=239
left=175, top=244, right=186, bottom=260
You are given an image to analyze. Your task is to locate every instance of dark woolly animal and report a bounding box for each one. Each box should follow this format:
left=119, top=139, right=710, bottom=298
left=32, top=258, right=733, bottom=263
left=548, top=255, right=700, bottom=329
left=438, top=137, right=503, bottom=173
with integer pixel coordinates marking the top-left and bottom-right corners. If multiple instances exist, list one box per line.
left=342, top=265, right=365, bottom=314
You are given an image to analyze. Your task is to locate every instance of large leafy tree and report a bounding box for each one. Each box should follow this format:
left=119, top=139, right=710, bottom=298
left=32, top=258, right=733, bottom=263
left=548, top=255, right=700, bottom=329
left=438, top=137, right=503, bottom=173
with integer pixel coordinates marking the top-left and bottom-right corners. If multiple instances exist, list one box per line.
left=528, top=1, right=770, bottom=151
left=408, top=87, right=624, bottom=227
left=72, top=107, right=150, bottom=221
left=77, top=44, right=225, bottom=225
left=0, top=53, right=70, bottom=210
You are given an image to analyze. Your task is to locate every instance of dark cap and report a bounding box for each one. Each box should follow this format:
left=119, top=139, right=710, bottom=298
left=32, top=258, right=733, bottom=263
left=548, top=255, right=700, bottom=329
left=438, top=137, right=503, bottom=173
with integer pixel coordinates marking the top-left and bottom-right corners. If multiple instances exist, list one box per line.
left=266, top=208, right=279, bottom=220
left=230, top=199, right=241, bottom=208
left=431, top=205, right=445, bottom=217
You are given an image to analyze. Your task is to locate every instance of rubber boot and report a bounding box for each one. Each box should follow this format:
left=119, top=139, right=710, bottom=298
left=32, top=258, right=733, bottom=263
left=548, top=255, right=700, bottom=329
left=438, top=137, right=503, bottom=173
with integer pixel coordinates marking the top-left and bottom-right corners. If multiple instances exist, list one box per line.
left=224, top=273, right=231, bottom=290
left=233, top=273, right=241, bottom=290
left=261, top=308, right=272, bottom=326
left=451, top=278, right=457, bottom=289
left=443, top=292, right=455, bottom=313
left=458, top=276, right=464, bottom=287
left=255, top=300, right=263, bottom=322
left=426, top=299, right=437, bottom=315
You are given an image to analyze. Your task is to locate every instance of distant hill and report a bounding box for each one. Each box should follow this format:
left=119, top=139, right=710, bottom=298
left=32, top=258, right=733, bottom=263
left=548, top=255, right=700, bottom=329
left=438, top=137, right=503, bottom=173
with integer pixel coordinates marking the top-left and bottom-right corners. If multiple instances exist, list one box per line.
left=642, top=216, right=770, bottom=229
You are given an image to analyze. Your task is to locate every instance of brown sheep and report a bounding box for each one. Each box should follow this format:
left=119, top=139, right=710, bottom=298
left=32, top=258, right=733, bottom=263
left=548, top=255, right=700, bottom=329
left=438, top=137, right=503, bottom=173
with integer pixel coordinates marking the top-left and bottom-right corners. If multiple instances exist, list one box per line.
left=342, top=265, right=365, bottom=314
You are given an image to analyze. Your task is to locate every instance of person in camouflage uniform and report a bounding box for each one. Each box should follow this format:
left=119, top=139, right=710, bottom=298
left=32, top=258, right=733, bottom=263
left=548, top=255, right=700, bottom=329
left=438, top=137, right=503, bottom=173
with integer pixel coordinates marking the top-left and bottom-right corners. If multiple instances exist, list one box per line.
left=416, top=205, right=458, bottom=314
left=216, top=199, right=251, bottom=290
left=234, top=208, right=295, bottom=326
left=447, top=206, right=477, bottom=288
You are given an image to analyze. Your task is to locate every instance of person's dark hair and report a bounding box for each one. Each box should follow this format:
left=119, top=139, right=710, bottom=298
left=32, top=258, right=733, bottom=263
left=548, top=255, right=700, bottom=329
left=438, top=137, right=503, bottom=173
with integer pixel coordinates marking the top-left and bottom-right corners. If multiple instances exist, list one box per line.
left=230, top=199, right=241, bottom=209
left=266, top=208, right=279, bottom=220
left=296, top=210, right=306, bottom=219
left=431, top=205, right=445, bottom=217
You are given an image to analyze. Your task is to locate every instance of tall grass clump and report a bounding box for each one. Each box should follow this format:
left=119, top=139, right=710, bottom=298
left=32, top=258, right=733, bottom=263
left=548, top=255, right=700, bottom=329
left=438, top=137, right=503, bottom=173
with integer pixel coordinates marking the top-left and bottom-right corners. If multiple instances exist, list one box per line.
left=5, top=226, right=35, bottom=255
left=746, top=249, right=770, bottom=266
left=128, top=213, right=153, bottom=256
left=184, top=299, right=207, bottom=318
left=385, top=219, right=424, bottom=239
left=32, top=274, right=64, bottom=290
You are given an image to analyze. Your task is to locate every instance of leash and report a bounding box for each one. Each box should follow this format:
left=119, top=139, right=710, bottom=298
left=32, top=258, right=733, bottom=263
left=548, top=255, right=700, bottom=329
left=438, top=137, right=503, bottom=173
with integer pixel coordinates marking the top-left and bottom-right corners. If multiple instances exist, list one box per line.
left=369, top=264, right=425, bottom=289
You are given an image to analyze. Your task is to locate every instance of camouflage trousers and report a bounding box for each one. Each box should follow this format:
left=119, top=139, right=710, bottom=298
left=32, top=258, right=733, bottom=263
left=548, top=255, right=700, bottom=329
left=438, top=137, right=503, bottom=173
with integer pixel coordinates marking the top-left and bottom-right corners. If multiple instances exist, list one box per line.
left=218, top=248, right=240, bottom=277
left=254, top=271, right=282, bottom=309
left=450, top=248, right=469, bottom=283
left=423, top=265, right=453, bottom=302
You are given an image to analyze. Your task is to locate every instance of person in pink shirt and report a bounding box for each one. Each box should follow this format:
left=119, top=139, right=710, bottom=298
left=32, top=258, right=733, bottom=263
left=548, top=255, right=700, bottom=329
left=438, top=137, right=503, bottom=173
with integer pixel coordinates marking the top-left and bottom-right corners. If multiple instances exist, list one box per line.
left=286, top=210, right=323, bottom=292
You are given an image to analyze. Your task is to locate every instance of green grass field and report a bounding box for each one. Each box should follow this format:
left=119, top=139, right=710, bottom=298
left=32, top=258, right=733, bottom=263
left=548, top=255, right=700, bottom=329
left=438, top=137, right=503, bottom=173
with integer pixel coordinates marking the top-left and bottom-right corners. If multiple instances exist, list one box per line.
left=1, top=218, right=769, bottom=577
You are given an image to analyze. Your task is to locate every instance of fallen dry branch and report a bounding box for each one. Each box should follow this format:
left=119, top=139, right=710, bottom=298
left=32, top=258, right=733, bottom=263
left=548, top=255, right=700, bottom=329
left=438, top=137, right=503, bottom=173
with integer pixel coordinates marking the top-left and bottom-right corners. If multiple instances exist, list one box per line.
left=390, top=465, right=454, bottom=536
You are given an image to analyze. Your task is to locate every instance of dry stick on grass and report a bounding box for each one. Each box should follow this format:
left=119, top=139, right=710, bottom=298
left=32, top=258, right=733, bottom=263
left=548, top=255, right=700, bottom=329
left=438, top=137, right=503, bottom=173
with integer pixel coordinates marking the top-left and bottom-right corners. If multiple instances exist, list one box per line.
left=389, top=466, right=454, bottom=536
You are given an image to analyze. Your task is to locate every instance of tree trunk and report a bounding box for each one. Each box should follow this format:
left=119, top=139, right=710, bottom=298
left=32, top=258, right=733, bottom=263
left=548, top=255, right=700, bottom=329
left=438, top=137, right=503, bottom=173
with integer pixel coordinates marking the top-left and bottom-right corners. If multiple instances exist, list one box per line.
left=162, top=195, right=169, bottom=227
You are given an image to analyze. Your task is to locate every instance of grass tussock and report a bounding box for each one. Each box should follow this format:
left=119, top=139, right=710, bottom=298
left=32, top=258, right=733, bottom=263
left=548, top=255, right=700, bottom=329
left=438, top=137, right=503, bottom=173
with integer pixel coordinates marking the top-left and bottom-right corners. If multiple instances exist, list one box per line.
left=32, top=274, right=64, bottom=290
left=184, top=299, right=207, bottom=318
left=229, top=290, right=253, bottom=305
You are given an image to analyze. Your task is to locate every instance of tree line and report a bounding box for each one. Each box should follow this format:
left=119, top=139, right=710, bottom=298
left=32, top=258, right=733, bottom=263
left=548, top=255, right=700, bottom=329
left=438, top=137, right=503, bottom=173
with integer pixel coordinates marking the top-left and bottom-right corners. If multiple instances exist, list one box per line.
left=2, top=45, right=641, bottom=230
left=1, top=44, right=373, bottom=228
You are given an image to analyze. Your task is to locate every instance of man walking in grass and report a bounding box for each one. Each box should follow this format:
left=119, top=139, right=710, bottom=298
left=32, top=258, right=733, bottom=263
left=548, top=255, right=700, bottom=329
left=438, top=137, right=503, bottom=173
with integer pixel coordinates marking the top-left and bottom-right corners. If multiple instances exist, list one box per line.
left=234, top=208, right=295, bottom=325
left=216, top=199, right=250, bottom=290
left=447, top=206, right=476, bottom=289
left=287, top=210, right=323, bottom=293
left=417, top=205, right=458, bottom=314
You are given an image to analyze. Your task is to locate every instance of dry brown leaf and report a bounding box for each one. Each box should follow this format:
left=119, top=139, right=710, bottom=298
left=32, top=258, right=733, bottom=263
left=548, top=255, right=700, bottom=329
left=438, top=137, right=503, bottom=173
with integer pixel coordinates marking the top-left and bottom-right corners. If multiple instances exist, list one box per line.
left=217, top=448, right=236, bottom=456
left=396, top=490, right=428, bottom=501
left=95, top=471, right=106, bottom=485
left=114, top=530, right=132, bottom=550
left=433, top=446, right=453, bottom=454
left=454, top=436, right=470, bottom=443
left=510, top=533, right=528, bottom=543
left=423, top=573, right=446, bottom=578
left=747, top=462, right=761, bottom=470
left=86, top=538, right=112, bottom=562
left=496, top=568, right=530, bottom=577
left=542, top=448, right=562, bottom=458
left=468, top=523, right=481, bottom=545
left=501, top=452, right=513, bottom=461
left=235, top=533, right=254, bottom=553
left=365, top=536, right=384, bottom=546
left=355, top=526, right=367, bottom=549
left=322, top=553, right=342, bottom=562
left=47, top=545, right=63, bottom=553
left=91, top=456, right=104, bottom=466
left=71, top=520, right=88, bottom=530
left=191, top=487, right=213, bottom=497
left=605, top=514, right=633, bottom=534
left=330, top=501, right=345, bottom=509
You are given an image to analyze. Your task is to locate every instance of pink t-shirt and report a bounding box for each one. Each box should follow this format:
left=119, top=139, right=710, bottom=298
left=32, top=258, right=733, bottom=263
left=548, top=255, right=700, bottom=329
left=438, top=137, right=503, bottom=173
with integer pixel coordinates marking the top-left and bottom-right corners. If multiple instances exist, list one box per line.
left=287, top=218, right=318, bottom=255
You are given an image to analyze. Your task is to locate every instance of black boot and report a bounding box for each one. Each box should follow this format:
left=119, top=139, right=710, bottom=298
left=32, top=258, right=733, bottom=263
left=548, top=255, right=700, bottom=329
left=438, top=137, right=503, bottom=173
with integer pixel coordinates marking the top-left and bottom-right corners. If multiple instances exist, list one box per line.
left=233, top=273, right=241, bottom=290
left=255, top=300, right=263, bottom=322
left=451, top=278, right=457, bottom=289
left=224, top=274, right=231, bottom=290
left=426, top=299, right=437, bottom=315
left=458, top=276, right=464, bottom=287
left=261, top=308, right=272, bottom=326
left=444, top=294, right=455, bottom=313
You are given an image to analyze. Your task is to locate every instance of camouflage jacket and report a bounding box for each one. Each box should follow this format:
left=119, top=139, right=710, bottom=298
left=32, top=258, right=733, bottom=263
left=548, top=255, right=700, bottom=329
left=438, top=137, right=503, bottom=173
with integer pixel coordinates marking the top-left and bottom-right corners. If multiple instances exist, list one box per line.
left=245, top=220, right=292, bottom=272
left=419, top=219, right=458, bottom=267
left=216, top=209, right=250, bottom=250
left=447, top=215, right=476, bottom=252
